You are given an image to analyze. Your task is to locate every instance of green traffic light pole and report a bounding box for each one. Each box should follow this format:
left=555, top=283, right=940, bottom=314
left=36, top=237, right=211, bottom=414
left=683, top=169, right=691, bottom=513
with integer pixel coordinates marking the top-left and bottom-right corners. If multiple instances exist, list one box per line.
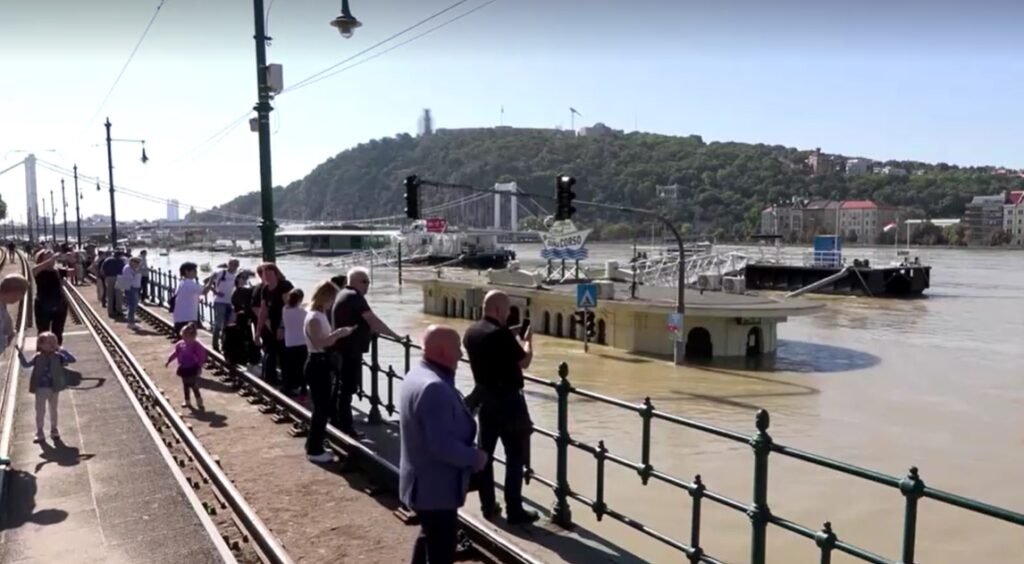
left=252, top=0, right=362, bottom=263
left=409, top=176, right=689, bottom=365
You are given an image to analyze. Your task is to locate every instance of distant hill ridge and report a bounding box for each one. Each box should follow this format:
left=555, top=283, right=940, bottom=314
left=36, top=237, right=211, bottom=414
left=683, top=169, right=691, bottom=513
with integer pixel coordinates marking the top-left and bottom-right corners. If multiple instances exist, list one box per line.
left=192, top=126, right=1024, bottom=240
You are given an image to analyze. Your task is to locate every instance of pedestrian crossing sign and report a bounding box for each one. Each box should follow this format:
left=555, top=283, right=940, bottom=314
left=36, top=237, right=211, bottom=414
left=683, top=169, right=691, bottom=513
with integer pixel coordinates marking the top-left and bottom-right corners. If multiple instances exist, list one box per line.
left=576, top=283, right=598, bottom=309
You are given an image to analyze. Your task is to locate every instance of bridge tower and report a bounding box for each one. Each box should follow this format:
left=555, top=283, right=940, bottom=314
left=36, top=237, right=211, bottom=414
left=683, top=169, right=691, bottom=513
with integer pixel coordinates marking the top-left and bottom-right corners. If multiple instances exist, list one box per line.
left=23, top=154, right=39, bottom=243
left=493, top=182, right=519, bottom=231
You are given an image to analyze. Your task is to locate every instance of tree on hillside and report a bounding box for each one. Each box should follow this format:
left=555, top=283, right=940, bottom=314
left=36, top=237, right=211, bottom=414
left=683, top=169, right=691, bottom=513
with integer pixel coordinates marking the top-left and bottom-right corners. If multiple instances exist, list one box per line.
left=192, top=128, right=1024, bottom=241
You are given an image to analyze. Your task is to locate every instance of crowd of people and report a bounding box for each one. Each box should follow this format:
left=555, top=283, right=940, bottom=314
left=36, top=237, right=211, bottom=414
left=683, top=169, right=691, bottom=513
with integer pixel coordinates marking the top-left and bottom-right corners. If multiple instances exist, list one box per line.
left=2, top=240, right=545, bottom=563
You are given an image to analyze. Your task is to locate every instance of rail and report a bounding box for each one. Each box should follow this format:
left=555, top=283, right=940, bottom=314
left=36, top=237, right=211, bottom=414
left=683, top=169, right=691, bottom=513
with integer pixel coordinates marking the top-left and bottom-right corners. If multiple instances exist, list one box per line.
left=142, top=270, right=1024, bottom=564
left=0, top=249, right=30, bottom=501
left=62, top=281, right=294, bottom=564
left=138, top=269, right=539, bottom=564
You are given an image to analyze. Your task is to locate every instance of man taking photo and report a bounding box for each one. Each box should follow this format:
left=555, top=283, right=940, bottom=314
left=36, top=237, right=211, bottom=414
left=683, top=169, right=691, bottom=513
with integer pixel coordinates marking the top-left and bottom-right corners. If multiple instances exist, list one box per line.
left=463, top=290, right=539, bottom=525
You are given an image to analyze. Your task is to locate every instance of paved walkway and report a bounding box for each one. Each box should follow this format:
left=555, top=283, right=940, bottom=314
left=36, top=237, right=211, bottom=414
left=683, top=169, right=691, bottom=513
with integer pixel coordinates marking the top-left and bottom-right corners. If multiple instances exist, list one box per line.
left=0, top=293, right=229, bottom=562
left=136, top=294, right=646, bottom=563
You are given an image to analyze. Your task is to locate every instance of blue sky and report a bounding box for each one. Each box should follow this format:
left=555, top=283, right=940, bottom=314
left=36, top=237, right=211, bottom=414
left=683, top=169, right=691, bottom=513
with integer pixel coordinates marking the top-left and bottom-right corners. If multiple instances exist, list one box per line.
left=1, top=0, right=1022, bottom=222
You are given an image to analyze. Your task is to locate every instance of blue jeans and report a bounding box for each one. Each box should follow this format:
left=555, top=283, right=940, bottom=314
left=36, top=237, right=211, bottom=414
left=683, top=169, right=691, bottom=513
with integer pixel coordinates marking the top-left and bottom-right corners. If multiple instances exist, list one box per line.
left=212, top=302, right=233, bottom=351
left=126, top=287, right=140, bottom=325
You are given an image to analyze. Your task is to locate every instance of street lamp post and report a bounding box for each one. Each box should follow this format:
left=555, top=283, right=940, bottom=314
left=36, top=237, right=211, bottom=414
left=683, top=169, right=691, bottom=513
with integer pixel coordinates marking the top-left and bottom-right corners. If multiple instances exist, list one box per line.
left=252, top=0, right=276, bottom=263
left=104, top=118, right=148, bottom=248
left=50, top=189, right=57, bottom=243
left=73, top=165, right=82, bottom=248
left=105, top=118, right=117, bottom=247
left=41, top=197, right=47, bottom=242
left=61, top=178, right=69, bottom=244
left=251, top=0, right=362, bottom=262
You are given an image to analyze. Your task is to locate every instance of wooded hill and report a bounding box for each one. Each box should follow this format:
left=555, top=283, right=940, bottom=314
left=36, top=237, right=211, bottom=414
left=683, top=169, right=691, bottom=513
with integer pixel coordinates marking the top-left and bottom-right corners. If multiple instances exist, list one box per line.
left=193, top=127, right=1024, bottom=241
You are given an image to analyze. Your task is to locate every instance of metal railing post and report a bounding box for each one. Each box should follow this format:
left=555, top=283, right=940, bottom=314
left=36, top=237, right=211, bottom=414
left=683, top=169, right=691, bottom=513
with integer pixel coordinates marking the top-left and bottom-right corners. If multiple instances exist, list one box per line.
left=593, top=440, right=607, bottom=521
left=551, top=362, right=573, bottom=528
left=688, top=475, right=706, bottom=564
left=749, top=409, right=772, bottom=564
left=815, top=521, right=837, bottom=564
left=899, top=467, right=925, bottom=563
left=403, top=335, right=412, bottom=375
left=639, top=396, right=654, bottom=484
left=367, top=337, right=382, bottom=424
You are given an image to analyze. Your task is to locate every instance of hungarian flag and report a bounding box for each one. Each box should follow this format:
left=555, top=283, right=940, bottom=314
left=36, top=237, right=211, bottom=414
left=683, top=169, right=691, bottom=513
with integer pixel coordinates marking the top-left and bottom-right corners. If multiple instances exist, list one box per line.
left=883, top=221, right=898, bottom=232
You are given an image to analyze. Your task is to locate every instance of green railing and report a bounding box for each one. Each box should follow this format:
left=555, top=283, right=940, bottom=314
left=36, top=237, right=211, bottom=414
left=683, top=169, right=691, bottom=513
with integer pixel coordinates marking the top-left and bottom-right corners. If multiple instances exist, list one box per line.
left=143, top=269, right=1024, bottom=563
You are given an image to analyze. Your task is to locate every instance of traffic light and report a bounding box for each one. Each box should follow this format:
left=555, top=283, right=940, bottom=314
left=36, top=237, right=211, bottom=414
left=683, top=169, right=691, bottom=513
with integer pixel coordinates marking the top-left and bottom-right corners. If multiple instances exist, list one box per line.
left=585, top=311, right=596, bottom=339
left=404, top=175, right=421, bottom=219
left=555, top=175, right=576, bottom=221
left=574, top=310, right=585, bottom=328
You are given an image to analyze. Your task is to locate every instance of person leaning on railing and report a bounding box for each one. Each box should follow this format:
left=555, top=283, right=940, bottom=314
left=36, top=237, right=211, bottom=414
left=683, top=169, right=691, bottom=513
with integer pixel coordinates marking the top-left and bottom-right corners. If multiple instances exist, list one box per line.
left=328, top=267, right=400, bottom=438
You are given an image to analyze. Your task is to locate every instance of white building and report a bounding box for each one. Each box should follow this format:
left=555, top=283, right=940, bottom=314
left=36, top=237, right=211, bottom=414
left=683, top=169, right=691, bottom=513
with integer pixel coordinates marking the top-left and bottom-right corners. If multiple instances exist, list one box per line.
left=166, top=199, right=180, bottom=222
left=1005, top=191, right=1024, bottom=245
left=846, top=158, right=872, bottom=177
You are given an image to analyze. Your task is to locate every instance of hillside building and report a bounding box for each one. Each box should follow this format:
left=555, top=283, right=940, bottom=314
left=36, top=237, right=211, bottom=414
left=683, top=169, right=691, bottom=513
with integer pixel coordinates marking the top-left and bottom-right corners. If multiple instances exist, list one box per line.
left=965, top=194, right=1008, bottom=245
left=1004, top=191, right=1024, bottom=245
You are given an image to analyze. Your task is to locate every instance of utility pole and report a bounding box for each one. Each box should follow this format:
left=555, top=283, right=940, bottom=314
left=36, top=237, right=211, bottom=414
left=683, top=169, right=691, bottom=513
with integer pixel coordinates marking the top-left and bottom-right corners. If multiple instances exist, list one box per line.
left=73, top=165, right=82, bottom=248
left=105, top=118, right=118, bottom=247
left=41, top=197, right=47, bottom=243
left=50, top=188, right=57, bottom=243
left=61, top=178, right=69, bottom=244
left=252, top=0, right=277, bottom=262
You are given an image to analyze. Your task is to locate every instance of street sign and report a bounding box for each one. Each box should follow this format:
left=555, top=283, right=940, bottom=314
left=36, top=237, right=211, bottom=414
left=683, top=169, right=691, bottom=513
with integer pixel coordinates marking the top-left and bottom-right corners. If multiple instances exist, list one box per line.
left=541, top=220, right=591, bottom=261
left=425, top=218, right=448, bottom=233
left=577, top=283, right=597, bottom=309
left=667, top=312, right=683, bottom=340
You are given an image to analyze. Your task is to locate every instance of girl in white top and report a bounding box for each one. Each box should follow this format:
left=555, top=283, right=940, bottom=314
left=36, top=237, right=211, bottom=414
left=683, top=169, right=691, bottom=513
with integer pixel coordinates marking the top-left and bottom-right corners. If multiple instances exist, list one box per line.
left=281, top=289, right=309, bottom=397
left=172, top=262, right=203, bottom=336
left=303, top=281, right=355, bottom=463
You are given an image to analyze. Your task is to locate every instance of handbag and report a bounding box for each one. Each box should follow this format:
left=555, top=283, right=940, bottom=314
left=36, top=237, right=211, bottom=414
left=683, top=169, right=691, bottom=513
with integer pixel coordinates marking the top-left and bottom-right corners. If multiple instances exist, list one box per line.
left=115, top=271, right=131, bottom=291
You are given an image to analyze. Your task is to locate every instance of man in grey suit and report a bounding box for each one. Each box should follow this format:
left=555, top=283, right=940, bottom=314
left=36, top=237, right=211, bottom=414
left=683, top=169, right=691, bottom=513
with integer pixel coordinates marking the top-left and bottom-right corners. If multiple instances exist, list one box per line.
left=400, top=325, right=488, bottom=564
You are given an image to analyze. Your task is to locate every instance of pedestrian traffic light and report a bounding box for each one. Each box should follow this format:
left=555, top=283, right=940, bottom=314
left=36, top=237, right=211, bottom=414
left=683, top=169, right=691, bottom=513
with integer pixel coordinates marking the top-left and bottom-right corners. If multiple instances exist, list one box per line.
left=404, top=175, right=421, bottom=219
left=574, top=310, right=585, bottom=327
left=585, top=311, right=596, bottom=339
left=555, top=175, right=576, bottom=221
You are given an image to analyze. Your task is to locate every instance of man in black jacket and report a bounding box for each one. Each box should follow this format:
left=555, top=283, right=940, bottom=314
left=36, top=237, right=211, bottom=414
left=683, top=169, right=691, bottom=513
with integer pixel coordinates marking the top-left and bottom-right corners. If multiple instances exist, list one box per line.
left=463, top=290, right=539, bottom=525
left=329, top=267, right=400, bottom=436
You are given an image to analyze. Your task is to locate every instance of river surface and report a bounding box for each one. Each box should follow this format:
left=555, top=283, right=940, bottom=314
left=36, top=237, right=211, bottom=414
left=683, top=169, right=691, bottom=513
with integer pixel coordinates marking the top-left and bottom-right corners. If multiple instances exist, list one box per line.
left=147, top=244, right=1024, bottom=563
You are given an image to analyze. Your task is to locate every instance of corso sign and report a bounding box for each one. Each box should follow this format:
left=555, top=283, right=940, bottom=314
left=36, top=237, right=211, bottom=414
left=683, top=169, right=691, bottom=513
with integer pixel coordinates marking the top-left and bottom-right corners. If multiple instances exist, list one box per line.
left=540, top=220, right=591, bottom=260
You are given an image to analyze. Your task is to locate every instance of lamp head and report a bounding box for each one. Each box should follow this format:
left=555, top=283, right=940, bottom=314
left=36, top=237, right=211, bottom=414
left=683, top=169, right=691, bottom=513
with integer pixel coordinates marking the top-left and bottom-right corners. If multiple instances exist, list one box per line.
left=330, top=0, right=361, bottom=38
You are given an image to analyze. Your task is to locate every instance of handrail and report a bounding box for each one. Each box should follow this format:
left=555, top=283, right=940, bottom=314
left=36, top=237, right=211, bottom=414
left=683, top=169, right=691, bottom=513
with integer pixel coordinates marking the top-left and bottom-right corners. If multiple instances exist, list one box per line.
left=142, top=266, right=1024, bottom=564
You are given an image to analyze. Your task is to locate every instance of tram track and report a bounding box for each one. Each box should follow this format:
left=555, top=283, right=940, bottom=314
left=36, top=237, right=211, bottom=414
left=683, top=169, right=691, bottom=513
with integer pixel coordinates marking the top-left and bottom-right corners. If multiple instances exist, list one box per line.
left=67, top=277, right=534, bottom=564
left=62, top=282, right=291, bottom=564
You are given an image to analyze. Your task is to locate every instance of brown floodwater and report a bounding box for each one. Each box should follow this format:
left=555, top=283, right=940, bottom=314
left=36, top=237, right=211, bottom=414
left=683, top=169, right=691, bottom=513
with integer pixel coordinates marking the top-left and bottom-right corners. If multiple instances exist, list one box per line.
left=155, top=244, right=1024, bottom=563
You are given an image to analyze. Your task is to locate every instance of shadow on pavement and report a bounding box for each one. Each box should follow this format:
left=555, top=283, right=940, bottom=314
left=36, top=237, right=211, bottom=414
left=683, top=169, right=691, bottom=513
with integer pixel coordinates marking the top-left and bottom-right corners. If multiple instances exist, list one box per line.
left=0, top=470, right=69, bottom=531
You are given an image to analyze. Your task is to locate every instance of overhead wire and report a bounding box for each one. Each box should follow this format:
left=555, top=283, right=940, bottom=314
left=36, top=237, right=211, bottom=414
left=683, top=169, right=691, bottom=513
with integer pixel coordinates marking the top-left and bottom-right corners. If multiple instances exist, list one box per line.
left=175, top=0, right=499, bottom=169
left=76, top=0, right=170, bottom=144
left=33, top=160, right=288, bottom=223
left=285, top=0, right=500, bottom=93
left=284, top=0, right=476, bottom=93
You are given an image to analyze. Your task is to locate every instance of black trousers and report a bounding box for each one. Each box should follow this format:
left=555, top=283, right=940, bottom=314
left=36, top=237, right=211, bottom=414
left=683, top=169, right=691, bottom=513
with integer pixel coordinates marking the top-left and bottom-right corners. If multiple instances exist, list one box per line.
left=34, top=300, right=68, bottom=345
left=410, top=509, right=458, bottom=564
left=281, top=345, right=308, bottom=395
left=331, top=354, right=361, bottom=433
left=477, top=396, right=530, bottom=515
left=261, top=329, right=282, bottom=385
left=305, top=353, right=332, bottom=456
